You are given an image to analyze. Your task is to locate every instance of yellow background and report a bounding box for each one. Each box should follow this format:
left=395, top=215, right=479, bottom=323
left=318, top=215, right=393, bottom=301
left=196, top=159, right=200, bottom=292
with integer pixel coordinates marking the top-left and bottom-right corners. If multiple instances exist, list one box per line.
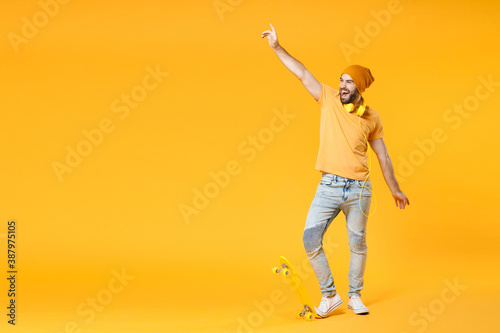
left=1, top=0, right=499, bottom=332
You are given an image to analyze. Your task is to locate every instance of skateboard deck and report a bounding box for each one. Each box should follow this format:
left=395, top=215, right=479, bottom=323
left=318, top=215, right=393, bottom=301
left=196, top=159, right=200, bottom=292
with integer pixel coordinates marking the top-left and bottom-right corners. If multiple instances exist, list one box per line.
left=272, top=256, right=318, bottom=321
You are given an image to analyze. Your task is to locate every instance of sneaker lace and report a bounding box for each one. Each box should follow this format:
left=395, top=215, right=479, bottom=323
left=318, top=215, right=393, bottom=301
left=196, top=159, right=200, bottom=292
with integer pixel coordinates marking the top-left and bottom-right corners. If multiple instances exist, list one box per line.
left=351, top=296, right=364, bottom=307
left=319, top=297, right=328, bottom=310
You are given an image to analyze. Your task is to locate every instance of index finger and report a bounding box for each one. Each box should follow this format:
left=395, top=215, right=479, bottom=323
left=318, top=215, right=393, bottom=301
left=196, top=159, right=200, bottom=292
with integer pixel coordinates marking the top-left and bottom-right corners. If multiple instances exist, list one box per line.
left=269, top=23, right=275, bottom=33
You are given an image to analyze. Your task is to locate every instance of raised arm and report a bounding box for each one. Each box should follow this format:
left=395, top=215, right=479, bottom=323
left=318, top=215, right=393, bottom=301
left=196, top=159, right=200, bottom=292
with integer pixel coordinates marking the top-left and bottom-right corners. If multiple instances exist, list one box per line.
left=261, top=23, right=321, bottom=101
left=369, top=137, right=410, bottom=209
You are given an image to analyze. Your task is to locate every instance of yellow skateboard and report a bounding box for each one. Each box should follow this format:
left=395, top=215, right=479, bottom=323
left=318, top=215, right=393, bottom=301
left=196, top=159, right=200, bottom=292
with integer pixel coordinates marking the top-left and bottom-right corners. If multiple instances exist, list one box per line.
left=272, top=256, right=318, bottom=321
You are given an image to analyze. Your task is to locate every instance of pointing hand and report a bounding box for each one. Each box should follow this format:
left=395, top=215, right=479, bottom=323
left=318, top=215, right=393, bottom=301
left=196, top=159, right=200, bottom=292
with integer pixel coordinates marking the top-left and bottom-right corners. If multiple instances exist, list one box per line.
left=261, top=23, right=279, bottom=49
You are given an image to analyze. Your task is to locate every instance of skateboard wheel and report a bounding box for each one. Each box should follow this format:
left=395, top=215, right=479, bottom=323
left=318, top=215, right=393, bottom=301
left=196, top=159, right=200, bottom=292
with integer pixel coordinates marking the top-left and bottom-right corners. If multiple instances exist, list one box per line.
left=305, top=312, right=314, bottom=321
left=282, top=268, right=290, bottom=277
left=296, top=310, right=303, bottom=319
left=272, top=267, right=280, bottom=274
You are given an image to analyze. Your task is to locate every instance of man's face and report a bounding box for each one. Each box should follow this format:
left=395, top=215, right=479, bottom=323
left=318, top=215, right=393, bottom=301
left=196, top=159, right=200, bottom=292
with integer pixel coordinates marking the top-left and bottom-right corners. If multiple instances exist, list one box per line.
left=339, top=73, right=359, bottom=104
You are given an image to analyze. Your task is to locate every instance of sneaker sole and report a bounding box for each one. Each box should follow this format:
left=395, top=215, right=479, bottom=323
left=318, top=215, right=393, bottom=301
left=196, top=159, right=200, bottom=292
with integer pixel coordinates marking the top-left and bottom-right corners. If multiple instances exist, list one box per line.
left=347, top=305, right=369, bottom=315
left=316, top=299, right=343, bottom=318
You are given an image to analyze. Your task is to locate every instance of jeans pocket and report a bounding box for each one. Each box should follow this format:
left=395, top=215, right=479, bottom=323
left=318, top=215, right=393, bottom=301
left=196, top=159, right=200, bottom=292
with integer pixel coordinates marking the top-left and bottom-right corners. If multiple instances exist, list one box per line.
left=357, top=180, right=372, bottom=196
left=320, top=179, right=333, bottom=186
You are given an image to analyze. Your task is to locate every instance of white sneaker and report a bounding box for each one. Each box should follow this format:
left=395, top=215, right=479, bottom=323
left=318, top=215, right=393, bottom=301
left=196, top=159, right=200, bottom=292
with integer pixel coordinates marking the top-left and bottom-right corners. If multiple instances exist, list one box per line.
left=347, top=295, right=369, bottom=314
left=315, top=293, right=343, bottom=318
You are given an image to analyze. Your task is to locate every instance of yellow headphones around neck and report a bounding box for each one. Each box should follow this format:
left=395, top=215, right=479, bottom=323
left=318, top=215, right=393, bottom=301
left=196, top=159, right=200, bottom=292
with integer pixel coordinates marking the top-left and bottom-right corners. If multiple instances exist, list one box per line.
left=344, top=103, right=367, bottom=117
left=343, top=101, right=375, bottom=217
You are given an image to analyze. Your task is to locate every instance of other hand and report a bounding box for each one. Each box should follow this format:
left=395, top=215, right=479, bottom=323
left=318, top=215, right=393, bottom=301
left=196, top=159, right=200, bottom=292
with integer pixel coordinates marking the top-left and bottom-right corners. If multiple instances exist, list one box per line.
left=392, top=191, right=410, bottom=209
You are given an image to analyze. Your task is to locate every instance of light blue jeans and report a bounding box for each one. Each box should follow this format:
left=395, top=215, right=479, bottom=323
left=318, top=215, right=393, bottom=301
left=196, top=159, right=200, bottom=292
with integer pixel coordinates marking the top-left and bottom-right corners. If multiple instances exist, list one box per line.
left=303, top=173, right=372, bottom=298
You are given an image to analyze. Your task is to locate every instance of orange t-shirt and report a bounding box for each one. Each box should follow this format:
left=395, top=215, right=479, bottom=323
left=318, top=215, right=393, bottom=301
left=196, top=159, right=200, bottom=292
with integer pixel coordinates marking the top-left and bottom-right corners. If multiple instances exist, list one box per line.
left=315, top=83, right=384, bottom=181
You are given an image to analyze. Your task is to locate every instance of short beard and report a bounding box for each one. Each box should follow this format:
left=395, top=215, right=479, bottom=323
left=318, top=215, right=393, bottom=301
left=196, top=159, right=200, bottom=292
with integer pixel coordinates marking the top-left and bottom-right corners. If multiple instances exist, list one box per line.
left=341, top=88, right=359, bottom=104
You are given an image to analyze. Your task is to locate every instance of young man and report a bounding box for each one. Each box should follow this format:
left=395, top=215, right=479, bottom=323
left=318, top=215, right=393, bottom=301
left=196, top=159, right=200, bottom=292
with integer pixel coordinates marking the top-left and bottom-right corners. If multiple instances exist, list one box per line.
left=261, top=23, right=410, bottom=317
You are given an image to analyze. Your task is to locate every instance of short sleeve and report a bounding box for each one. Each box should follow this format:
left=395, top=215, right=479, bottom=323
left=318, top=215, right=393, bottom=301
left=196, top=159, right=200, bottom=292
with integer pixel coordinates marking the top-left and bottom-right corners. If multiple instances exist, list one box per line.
left=317, top=83, right=339, bottom=109
left=369, top=114, right=384, bottom=140
left=317, top=83, right=326, bottom=108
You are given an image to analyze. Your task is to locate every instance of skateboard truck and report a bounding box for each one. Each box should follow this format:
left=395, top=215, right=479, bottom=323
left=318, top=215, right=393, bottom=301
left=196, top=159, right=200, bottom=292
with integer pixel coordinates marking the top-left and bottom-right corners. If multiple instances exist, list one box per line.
left=296, top=305, right=315, bottom=321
